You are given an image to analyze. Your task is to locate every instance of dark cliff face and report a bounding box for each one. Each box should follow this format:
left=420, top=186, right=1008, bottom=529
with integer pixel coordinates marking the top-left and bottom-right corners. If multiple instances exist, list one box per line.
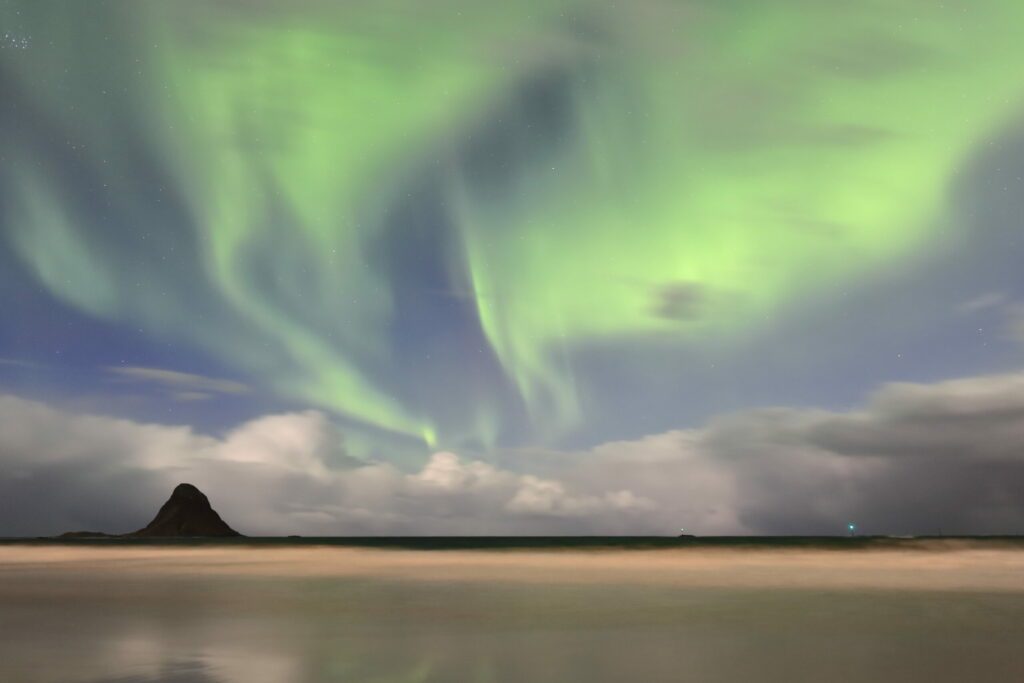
left=129, top=483, right=242, bottom=538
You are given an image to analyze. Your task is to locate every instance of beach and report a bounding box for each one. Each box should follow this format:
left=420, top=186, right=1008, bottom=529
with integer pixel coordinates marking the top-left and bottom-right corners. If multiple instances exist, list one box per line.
left=2, top=542, right=1024, bottom=682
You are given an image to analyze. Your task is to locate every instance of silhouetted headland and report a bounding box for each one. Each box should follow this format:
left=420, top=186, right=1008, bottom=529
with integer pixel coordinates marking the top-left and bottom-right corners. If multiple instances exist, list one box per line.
left=57, top=531, right=117, bottom=539
left=58, top=483, right=242, bottom=539
left=32, top=484, right=1024, bottom=545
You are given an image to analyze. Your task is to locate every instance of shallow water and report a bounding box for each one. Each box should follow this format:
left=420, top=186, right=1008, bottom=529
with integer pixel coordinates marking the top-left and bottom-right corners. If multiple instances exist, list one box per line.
left=2, top=545, right=1024, bottom=682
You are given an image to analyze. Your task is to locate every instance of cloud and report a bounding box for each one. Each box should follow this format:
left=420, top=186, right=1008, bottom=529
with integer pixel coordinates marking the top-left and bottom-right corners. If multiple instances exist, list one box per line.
left=0, top=357, right=38, bottom=368
left=593, top=372, right=1024, bottom=535
left=0, top=397, right=651, bottom=536
left=805, top=33, right=934, bottom=80
left=106, top=366, right=250, bottom=398
left=651, top=281, right=708, bottom=322
left=952, top=293, right=1024, bottom=347
left=955, top=291, right=1007, bottom=314
left=4, top=370, right=1024, bottom=536
left=1004, top=305, right=1024, bottom=345
left=171, top=391, right=215, bottom=402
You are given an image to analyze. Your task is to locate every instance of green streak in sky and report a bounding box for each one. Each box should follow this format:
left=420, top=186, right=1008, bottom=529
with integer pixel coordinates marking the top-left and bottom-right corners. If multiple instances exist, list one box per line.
left=452, top=1, right=1024, bottom=433
left=4, top=1, right=1024, bottom=448
left=147, top=4, right=558, bottom=438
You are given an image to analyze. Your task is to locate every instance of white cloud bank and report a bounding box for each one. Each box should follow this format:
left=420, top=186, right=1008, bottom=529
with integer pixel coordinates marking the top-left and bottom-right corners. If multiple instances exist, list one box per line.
left=3, top=370, right=1024, bottom=536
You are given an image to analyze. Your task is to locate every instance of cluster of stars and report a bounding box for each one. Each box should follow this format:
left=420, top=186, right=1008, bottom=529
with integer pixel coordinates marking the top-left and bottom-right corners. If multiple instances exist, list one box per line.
left=2, top=32, right=30, bottom=50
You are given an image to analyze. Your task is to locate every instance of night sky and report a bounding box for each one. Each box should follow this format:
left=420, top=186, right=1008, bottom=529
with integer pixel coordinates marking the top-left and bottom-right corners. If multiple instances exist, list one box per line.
left=3, top=0, right=1024, bottom=536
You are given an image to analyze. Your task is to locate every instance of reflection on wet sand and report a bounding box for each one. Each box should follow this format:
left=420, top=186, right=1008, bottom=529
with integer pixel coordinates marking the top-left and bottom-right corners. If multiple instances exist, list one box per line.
left=3, top=545, right=1024, bottom=682
left=86, top=660, right=218, bottom=683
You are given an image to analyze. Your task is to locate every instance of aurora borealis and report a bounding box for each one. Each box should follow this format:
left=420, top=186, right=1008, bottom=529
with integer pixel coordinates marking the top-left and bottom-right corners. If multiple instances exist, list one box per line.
left=5, top=0, right=1024, bottom=535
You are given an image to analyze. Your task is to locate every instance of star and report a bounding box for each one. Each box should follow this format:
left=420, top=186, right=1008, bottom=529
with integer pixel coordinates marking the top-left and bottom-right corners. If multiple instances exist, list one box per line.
left=2, top=32, right=30, bottom=50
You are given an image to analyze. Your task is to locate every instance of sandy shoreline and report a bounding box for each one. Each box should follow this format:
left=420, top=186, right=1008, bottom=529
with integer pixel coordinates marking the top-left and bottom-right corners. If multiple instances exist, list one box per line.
left=4, top=545, right=1024, bottom=682
left=2, top=544, right=1023, bottom=591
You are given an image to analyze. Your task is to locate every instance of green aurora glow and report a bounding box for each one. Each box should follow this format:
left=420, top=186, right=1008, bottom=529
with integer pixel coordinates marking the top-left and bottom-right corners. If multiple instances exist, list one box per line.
left=4, top=0, right=1024, bottom=451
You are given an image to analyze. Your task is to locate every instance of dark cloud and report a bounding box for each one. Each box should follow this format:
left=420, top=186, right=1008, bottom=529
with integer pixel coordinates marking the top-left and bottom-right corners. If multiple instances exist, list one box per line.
left=651, top=281, right=708, bottom=322
left=106, top=366, right=251, bottom=397
left=667, top=372, right=1024, bottom=534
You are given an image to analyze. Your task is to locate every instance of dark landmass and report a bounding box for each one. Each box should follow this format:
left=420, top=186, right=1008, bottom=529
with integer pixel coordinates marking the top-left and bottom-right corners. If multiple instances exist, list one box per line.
left=128, top=483, right=241, bottom=538
left=15, top=484, right=1024, bottom=546
left=50, top=483, right=242, bottom=540
left=8, top=534, right=1024, bottom=551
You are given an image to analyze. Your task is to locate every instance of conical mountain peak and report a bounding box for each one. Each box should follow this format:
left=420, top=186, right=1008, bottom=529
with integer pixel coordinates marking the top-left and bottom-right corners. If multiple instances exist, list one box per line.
left=129, top=483, right=242, bottom=538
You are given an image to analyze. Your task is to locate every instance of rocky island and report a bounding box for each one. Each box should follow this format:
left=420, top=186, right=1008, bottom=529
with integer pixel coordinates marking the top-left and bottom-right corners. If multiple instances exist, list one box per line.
left=60, top=483, right=242, bottom=538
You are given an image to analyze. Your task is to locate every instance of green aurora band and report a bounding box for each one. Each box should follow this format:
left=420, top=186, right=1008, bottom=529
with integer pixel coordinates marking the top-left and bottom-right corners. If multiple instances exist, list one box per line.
left=4, top=0, right=1024, bottom=451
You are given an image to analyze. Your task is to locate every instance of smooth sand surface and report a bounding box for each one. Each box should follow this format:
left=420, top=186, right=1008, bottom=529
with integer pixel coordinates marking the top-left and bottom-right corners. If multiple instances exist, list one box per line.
left=3, top=543, right=1024, bottom=590
left=2, top=544, right=1024, bottom=682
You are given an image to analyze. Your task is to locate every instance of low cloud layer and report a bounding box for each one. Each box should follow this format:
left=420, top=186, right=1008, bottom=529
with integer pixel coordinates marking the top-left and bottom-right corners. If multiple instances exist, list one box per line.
left=3, top=371, right=1024, bottom=536
left=0, top=397, right=653, bottom=536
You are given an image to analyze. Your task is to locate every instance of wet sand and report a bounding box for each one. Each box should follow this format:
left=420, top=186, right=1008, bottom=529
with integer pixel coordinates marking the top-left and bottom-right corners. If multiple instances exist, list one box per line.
left=2, top=544, right=1024, bottom=682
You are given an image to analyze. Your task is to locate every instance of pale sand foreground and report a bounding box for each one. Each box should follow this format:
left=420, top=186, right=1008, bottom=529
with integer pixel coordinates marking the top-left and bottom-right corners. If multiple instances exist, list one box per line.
left=3, top=544, right=1024, bottom=683
left=2, top=543, right=1024, bottom=591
